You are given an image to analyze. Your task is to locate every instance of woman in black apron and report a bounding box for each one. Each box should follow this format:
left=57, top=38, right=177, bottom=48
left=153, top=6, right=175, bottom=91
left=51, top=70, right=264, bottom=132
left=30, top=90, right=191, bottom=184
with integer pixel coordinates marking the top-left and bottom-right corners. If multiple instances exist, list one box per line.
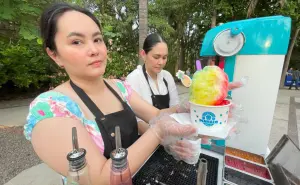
left=26, top=4, right=198, bottom=185
left=142, top=64, right=170, bottom=109
left=127, top=33, right=179, bottom=111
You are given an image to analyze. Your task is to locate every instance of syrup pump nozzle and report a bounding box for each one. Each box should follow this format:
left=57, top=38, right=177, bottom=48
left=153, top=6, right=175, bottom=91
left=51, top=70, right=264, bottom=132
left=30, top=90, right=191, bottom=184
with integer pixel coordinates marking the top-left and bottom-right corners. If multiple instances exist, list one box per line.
left=72, top=127, right=79, bottom=152
left=115, top=126, right=122, bottom=152
left=67, top=127, right=87, bottom=172
left=110, top=126, right=128, bottom=169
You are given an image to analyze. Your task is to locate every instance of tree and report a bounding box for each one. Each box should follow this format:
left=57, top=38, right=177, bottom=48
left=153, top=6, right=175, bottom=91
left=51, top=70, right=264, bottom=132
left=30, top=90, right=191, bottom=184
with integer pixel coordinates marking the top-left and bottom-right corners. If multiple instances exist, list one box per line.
left=1, top=0, right=299, bottom=94
left=138, top=0, right=148, bottom=65
left=0, top=0, right=52, bottom=41
left=0, top=0, right=61, bottom=88
left=246, top=0, right=286, bottom=18
left=245, top=0, right=300, bottom=88
left=91, top=0, right=140, bottom=76
left=278, top=1, right=300, bottom=88
left=147, top=0, right=215, bottom=73
left=211, top=0, right=218, bottom=28
left=247, top=0, right=259, bottom=18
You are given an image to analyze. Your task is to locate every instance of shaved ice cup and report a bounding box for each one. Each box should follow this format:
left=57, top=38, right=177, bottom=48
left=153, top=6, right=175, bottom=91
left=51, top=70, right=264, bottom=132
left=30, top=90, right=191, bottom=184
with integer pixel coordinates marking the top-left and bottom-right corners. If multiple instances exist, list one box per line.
left=190, top=101, right=231, bottom=131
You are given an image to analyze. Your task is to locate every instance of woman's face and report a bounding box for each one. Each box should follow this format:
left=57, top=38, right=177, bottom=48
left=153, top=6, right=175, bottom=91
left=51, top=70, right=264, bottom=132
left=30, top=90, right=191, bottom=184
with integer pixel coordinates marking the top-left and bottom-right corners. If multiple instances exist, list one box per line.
left=47, top=10, right=107, bottom=80
left=143, top=42, right=168, bottom=74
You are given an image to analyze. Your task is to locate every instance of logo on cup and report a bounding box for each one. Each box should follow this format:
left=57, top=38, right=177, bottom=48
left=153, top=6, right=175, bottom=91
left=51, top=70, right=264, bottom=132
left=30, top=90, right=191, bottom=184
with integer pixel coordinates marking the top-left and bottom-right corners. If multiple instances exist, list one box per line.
left=200, top=112, right=218, bottom=127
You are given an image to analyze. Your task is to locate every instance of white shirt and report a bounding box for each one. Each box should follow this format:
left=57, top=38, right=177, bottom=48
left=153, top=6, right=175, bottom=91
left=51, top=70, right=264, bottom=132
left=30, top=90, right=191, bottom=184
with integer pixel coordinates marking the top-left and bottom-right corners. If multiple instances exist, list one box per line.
left=126, top=65, right=179, bottom=121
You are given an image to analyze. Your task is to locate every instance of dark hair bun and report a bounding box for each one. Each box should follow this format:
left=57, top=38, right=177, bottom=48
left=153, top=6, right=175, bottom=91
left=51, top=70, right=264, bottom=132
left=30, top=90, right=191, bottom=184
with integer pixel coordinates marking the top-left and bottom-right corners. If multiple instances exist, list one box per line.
left=143, top=33, right=166, bottom=54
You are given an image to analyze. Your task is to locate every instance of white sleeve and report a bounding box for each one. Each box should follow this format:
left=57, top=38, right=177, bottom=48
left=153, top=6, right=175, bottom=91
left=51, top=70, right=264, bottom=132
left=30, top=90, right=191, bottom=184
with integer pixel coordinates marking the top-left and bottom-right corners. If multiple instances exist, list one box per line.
left=126, top=70, right=145, bottom=123
left=126, top=70, right=140, bottom=94
left=164, top=71, right=180, bottom=107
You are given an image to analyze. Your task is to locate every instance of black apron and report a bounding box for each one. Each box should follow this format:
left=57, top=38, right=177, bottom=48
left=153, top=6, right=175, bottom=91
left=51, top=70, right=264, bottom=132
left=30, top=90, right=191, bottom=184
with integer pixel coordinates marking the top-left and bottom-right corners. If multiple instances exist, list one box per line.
left=70, top=80, right=139, bottom=159
left=142, top=65, right=170, bottom=109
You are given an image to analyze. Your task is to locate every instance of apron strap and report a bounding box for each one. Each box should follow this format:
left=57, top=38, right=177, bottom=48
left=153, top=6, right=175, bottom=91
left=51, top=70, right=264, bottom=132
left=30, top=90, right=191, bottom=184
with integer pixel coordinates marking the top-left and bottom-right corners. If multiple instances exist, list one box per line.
left=162, top=78, right=168, bottom=89
left=70, top=80, right=128, bottom=120
left=70, top=80, right=105, bottom=120
left=103, top=80, right=128, bottom=108
left=142, top=64, right=168, bottom=95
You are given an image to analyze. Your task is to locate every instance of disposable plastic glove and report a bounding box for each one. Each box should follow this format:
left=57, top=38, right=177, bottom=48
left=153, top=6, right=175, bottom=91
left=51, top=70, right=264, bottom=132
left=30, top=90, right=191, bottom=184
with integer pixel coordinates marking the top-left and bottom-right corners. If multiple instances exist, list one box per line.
left=149, top=113, right=200, bottom=164
left=164, top=137, right=201, bottom=165
left=149, top=113, right=197, bottom=142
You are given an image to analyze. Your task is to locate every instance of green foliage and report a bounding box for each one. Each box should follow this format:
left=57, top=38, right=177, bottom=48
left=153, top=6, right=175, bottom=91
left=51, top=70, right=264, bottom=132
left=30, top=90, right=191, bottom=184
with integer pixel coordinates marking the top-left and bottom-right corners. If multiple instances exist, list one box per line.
left=279, top=0, right=300, bottom=28
left=0, top=0, right=52, bottom=41
left=92, top=0, right=139, bottom=76
left=0, top=0, right=66, bottom=89
left=0, top=0, right=300, bottom=93
left=0, top=40, right=58, bottom=88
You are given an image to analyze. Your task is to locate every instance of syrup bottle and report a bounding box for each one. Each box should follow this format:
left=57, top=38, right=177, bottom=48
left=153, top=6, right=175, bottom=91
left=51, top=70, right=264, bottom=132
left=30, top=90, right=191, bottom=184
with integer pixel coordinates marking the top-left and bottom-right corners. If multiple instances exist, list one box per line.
left=66, top=127, right=91, bottom=185
left=110, top=126, right=132, bottom=185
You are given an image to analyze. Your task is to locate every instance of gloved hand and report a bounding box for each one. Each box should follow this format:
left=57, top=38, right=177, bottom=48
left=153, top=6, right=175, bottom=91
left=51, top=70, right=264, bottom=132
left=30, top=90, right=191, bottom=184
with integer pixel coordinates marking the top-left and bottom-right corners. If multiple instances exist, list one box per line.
left=163, top=137, right=201, bottom=165
left=228, top=101, right=248, bottom=124
left=175, top=98, right=190, bottom=113
left=149, top=113, right=200, bottom=164
left=228, top=76, right=248, bottom=91
left=149, top=113, right=197, bottom=141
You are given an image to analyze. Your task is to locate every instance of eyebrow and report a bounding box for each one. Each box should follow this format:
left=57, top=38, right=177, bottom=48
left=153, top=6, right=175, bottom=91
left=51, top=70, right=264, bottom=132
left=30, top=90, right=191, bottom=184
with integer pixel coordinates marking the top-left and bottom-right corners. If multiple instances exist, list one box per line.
left=153, top=54, right=168, bottom=57
left=67, top=31, right=102, bottom=38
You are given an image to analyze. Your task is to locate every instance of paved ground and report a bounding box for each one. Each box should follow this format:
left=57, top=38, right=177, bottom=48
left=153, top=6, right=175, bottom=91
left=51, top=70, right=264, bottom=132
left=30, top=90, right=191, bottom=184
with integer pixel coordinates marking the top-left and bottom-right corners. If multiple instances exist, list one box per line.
left=0, top=126, right=41, bottom=185
left=0, top=96, right=33, bottom=127
left=268, top=89, right=300, bottom=150
left=0, top=85, right=299, bottom=185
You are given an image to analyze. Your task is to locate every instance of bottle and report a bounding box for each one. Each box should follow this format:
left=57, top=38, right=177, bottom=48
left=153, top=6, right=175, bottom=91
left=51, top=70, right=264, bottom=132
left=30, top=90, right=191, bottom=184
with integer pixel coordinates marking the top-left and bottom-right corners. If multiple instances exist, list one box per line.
left=110, top=148, right=132, bottom=185
left=66, top=148, right=91, bottom=185
left=110, top=126, right=132, bottom=185
left=66, top=127, right=91, bottom=185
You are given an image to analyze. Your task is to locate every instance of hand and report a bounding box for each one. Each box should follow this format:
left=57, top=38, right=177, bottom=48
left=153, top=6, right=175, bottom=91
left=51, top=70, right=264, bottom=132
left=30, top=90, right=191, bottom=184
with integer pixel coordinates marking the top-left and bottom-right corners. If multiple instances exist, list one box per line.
left=175, top=99, right=190, bottom=113
left=228, top=76, right=248, bottom=91
left=164, top=137, right=201, bottom=164
left=149, top=113, right=197, bottom=141
left=228, top=102, right=247, bottom=123
left=228, top=81, right=243, bottom=90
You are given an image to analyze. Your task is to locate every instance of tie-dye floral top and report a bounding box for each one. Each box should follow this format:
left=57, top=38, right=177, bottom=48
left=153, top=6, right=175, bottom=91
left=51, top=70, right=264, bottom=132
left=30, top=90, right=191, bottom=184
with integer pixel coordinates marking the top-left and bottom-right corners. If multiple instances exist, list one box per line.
left=24, top=79, right=133, bottom=184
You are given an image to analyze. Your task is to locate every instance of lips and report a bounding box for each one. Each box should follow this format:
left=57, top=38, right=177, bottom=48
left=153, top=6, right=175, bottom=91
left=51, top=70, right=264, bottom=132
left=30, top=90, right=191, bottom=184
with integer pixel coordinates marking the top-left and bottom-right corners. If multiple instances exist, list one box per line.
left=89, top=60, right=102, bottom=65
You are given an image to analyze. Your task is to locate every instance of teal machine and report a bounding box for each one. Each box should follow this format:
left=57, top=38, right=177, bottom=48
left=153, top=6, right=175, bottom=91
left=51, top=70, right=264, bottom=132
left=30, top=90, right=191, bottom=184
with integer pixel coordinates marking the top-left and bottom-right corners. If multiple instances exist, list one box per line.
left=200, top=16, right=291, bottom=155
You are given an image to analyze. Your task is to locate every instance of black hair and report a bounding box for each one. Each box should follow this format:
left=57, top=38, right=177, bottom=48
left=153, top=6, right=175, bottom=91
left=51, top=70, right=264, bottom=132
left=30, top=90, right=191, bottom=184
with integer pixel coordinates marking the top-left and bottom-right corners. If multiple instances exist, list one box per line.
left=143, top=33, right=166, bottom=54
left=40, top=2, right=101, bottom=51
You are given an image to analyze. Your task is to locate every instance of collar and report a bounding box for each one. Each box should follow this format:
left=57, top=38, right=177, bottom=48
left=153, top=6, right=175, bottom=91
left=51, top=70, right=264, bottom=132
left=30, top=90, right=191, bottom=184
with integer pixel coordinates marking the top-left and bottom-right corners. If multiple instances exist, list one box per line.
left=137, top=65, right=163, bottom=81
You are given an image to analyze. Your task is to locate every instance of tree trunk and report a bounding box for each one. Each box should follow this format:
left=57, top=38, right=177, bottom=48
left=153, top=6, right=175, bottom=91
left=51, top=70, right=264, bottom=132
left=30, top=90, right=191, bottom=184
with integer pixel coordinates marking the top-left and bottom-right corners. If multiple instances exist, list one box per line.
left=178, top=37, right=185, bottom=70
left=279, top=0, right=286, bottom=8
left=174, top=39, right=179, bottom=75
left=247, top=0, right=258, bottom=18
left=211, top=0, right=217, bottom=28
left=280, top=28, right=300, bottom=88
left=138, top=0, right=148, bottom=65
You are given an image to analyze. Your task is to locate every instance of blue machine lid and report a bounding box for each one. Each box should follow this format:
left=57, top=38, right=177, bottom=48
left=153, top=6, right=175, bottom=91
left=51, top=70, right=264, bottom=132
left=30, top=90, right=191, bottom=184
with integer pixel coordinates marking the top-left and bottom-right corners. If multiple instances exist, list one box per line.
left=200, top=16, right=291, bottom=56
